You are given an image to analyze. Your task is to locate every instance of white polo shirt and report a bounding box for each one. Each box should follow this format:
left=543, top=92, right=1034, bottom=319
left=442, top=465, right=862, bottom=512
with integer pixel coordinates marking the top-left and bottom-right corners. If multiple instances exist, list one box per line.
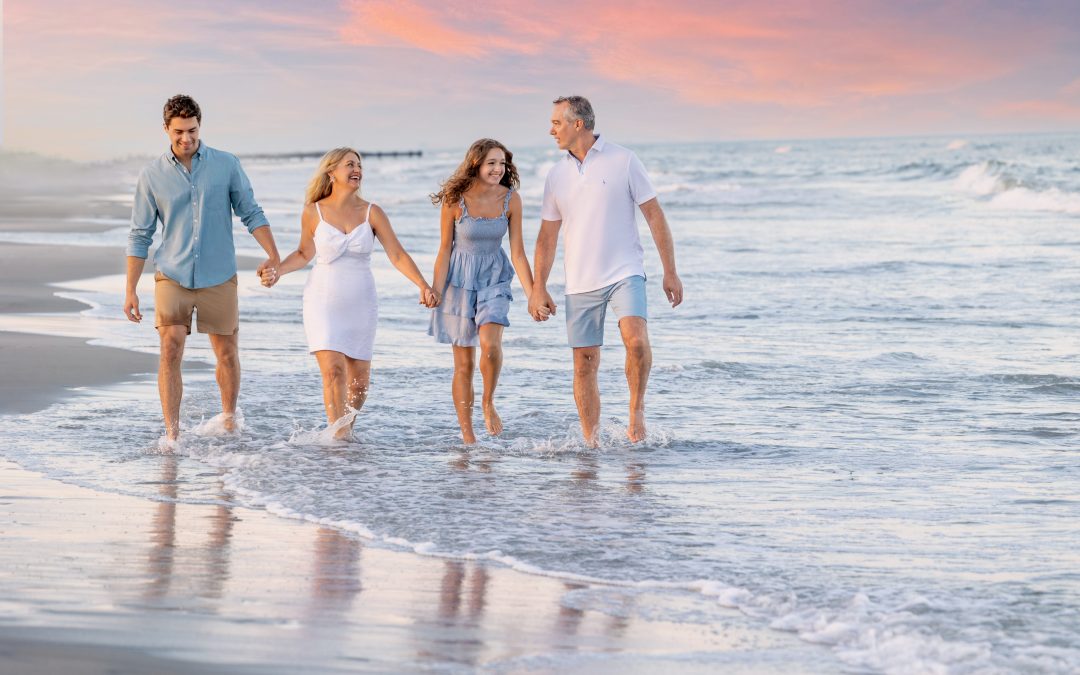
left=540, top=135, right=657, bottom=295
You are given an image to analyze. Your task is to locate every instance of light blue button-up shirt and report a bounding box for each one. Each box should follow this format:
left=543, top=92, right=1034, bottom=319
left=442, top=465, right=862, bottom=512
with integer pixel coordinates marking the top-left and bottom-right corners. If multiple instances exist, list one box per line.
left=127, top=142, right=268, bottom=289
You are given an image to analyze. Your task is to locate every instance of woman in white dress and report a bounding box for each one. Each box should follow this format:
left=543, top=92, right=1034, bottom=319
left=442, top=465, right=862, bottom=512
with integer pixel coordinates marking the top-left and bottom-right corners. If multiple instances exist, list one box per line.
left=262, top=148, right=437, bottom=439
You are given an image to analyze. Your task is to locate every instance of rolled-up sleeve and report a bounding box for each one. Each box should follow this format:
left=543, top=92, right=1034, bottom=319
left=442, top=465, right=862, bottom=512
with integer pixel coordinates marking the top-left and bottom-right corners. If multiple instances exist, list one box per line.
left=229, top=157, right=267, bottom=233
left=127, top=170, right=158, bottom=258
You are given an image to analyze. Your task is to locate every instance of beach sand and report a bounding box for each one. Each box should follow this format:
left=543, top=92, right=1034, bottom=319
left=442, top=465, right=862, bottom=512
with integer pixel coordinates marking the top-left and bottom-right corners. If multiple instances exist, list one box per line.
left=0, top=241, right=160, bottom=414
left=0, top=458, right=811, bottom=673
left=0, top=210, right=818, bottom=673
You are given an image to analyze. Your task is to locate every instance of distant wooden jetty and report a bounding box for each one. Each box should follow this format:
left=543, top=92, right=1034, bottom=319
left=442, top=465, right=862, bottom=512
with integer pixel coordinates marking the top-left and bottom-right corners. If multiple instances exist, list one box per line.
left=241, top=150, right=422, bottom=161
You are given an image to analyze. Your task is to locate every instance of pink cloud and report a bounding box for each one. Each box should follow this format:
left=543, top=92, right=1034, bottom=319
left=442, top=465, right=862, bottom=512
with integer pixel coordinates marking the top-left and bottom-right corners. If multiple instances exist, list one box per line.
left=337, top=0, right=1062, bottom=108
left=1061, top=78, right=1080, bottom=98
left=340, top=0, right=539, bottom=57
left=989, top=99, right=1080, bottom=122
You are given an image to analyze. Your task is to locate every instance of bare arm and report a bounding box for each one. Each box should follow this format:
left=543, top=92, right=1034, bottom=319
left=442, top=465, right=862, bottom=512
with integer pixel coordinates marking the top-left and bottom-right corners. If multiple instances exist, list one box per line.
left=369, top=205, right=437, bottom=306
left=506, top=192, right=533, bottom=301
left=429, top=201, right=457, bottom=306
left=124, top=171, right=156, bottom=323
left=639, top=197, right=683, bottom=308
left=261, top=205, right=316, bottom=286
left=250, top=224, right=281, bottom=279
left=528, top=218, right=561, bottom=320
left=124, top=256, right=147, bottom=322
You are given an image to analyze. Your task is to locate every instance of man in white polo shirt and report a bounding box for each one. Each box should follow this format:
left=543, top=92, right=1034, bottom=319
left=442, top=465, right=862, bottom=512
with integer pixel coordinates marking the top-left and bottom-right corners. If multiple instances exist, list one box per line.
left=530, top=95, right=683, bottom=445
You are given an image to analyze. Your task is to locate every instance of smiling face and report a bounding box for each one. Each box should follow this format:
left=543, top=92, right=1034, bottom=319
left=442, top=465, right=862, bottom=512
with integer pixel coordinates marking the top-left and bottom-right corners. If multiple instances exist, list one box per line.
left=550, top=102, right=584, bottom=150
left=330, top=152, right=362, bottom=189
left=476, top=147, right=507, bottom=187
left=165, top=116, right=200, bottom=160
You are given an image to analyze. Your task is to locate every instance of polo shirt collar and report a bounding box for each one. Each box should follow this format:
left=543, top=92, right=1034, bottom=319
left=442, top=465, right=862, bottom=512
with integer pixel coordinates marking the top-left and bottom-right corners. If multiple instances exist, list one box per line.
left=565, top=134, right=604, bottom=163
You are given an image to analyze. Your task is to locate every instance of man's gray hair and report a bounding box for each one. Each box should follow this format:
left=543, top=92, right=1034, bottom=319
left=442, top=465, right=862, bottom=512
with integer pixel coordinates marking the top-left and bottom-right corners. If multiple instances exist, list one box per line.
left=553, top=95, right=595, bottom=130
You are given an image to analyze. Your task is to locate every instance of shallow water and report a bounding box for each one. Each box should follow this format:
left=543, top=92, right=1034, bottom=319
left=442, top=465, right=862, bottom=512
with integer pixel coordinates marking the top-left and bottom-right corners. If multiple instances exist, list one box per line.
left=2, top=134, right=1079, bottom=673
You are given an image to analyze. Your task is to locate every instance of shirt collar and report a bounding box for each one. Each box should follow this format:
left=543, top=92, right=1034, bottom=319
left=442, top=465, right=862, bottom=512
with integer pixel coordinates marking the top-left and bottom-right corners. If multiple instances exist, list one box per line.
left=167, top=141, right=205, bottom=164
left=564, top=134, right=604, bottom=162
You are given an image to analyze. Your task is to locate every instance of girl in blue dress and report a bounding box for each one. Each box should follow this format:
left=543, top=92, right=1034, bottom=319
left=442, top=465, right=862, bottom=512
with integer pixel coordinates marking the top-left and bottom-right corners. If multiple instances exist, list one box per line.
left=429, top=139, right=535, bottom=444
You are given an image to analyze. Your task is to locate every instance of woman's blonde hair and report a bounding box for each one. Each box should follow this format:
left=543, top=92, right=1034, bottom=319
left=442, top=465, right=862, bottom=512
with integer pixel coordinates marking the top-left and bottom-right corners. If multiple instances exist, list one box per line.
left=305, top=147, right=362, bottom=204
left=430, top=138, right=519, bottom=206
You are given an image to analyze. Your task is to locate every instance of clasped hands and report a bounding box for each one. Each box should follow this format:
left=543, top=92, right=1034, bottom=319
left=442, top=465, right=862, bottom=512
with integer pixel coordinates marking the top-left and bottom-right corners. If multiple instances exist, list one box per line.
left=257, top=258, right=280, bottom=288
left=528, top=287, right=556, bottom=322
left=420, top=287, right=440, bottom=308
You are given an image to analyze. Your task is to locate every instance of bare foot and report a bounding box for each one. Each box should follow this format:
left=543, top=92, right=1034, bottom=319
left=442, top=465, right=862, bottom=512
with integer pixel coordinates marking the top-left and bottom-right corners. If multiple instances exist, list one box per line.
left=627, top=409, right=647, bottom=443
left=461, top=426, right=477, bottom=445
left=482, top=402, right=503, bottom=436
left=333, top=426, right=353, bottom=441
left=329, top=412, right=356, bottom=441
left=222, top=413, right=236, bottom=434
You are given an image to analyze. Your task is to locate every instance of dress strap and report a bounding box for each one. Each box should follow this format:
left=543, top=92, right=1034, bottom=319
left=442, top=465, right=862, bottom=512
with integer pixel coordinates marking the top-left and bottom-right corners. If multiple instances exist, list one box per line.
left=314, top=201, right=323, bottom=221
left=458, top=197, right=468, bottom=219
left=364, top=203, right=373, bottom=225
left=500, top=189, right=513, bottom=218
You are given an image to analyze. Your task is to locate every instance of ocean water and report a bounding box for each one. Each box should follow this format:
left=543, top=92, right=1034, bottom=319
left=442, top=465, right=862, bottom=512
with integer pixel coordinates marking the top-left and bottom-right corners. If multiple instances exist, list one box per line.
left=2, top=134, right=1080, bottom=673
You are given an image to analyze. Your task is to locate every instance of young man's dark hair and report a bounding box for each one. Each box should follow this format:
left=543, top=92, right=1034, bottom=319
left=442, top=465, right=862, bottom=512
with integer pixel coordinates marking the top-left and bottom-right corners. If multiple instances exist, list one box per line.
left=163, top=94, right=202, bottom=125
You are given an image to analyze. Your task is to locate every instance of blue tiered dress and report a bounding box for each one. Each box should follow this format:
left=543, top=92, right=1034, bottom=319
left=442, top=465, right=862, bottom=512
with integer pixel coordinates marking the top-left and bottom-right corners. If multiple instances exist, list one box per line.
left=428, top=190, right=515, bottom=347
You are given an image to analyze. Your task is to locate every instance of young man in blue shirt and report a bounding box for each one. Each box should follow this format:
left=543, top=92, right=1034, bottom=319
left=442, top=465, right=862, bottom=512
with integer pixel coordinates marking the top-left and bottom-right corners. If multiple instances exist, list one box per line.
left=124, top=95, right=280, bottom=441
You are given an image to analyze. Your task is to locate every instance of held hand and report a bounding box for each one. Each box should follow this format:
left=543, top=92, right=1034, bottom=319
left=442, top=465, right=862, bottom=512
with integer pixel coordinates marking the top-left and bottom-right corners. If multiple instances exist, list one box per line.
left=123, top=292, right=142, bottom=323
left=663, top=271, right=684, bottom=308
left=420, top=286, right=438, bottom=308
left=259, top=265, right=279, bottom=288
left=256, top=257, right=280, bottom=284
left=528, top=287, right=557, bottom=322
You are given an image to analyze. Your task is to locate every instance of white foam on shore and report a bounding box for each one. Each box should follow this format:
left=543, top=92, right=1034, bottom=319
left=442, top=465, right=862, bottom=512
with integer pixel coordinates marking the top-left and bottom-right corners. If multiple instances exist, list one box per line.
left=206, top=476, right=1019, bottom=674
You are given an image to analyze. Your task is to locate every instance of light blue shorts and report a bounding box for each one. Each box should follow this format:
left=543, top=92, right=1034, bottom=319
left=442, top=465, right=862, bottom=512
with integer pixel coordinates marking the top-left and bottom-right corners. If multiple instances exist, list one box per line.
left=564, top=275, right=647, bottom=348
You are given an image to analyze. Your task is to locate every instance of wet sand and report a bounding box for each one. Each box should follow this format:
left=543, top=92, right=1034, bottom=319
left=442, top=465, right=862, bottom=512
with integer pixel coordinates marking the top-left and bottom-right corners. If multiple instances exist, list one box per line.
left=0, top=241, right=160, bottom=414
left=0, top=459, right=809, bottom=673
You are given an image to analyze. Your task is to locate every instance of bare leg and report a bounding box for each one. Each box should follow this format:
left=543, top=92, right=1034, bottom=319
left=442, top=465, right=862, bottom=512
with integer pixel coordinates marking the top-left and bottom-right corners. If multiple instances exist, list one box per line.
left=208, top=331, right=240, bottom=432
left=573, top=346, right=602, bottom=447
left=314, top=350, right=350, bottom=439
left=477, top=323, right=504, bottom=436
left=452, top=346, right=477, bottom=444
left=158, top=325, right=187, bottom=440
left=344, top=357, right=371, bottom=437
left=619, top=317, right=652, bottom=443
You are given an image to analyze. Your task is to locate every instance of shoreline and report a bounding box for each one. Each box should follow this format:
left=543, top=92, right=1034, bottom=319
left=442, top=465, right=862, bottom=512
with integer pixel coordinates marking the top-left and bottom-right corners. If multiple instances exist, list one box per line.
left=0, top=218, right=820, bottom=671
left=0, top=239, right=161, bottom=414
left=0, top=458, right=814, bottom=673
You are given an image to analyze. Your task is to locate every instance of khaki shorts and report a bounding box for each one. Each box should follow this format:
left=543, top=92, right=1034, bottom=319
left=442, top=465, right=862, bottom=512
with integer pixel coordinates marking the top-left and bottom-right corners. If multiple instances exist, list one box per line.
left=154, top=272, right=239, bottom=335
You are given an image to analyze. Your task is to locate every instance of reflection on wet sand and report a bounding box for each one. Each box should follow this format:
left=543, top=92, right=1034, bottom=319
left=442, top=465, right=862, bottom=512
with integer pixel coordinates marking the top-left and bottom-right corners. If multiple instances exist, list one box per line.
left=416, top=560, right=490, bottom=666
left=438, top=561, right=488, bottom=624
left=555, top=582, right=631, bottom=648
left=306, top=527, right=363, bottom=622
left=142, top=455, right=234, bottom=606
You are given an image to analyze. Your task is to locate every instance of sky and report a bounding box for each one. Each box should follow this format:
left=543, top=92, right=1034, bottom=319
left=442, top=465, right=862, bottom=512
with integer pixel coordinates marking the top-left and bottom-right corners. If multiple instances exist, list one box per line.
left=3, top=0, right=1080, bottom=160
